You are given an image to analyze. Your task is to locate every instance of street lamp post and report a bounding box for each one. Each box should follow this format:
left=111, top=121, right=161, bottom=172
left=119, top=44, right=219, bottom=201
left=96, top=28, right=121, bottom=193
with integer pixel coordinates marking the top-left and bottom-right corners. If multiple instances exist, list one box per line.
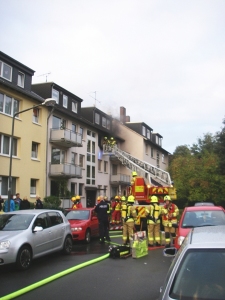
left=7, top=98, right=56, bottom=211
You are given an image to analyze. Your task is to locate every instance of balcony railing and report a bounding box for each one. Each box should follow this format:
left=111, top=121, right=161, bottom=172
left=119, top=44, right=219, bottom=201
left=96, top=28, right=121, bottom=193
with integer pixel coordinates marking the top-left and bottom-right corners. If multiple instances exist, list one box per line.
left=50, top=128, right=83, bottom=148
left=110, top=173, right=130, bottom=184
left=49, top=163, right=82, bottom=178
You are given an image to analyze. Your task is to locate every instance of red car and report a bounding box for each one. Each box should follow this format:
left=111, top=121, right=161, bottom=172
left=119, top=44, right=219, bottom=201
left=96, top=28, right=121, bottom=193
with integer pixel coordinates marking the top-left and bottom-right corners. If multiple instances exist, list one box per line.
left=65, top=208, right=99, bottom=243
left=174, top=205, right=225, bottom=249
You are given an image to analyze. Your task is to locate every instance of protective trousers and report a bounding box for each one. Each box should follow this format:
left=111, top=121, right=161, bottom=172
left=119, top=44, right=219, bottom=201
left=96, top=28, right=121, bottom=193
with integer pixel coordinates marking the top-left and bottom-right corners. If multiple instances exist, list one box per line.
left=164, top=226, right=176, bottom=246
left=122, top=221, right=134, bottom=244
left=147, top=223, right=160, bottom=245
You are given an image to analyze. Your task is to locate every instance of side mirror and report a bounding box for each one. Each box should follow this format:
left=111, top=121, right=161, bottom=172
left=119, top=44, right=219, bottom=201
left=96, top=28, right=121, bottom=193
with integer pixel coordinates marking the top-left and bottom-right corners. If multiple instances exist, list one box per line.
left=33, top=226, right=43, bottom=232
left=163, top=247, right=177, bottom=257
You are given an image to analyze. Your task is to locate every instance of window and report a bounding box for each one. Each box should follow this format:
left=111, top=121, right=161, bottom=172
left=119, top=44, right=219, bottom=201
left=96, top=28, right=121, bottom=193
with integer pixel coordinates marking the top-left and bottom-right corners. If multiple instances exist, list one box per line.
left=52, top=116, right=66, bottom=129
left=95, top=113, right=100, bottom=124
left=72, top=124, right=76, bottom=133
left=102, top=117, right=106, bottom=128
left=79, top=154, right=84, bottom=167
left=98, top=160, right=102, bottom=172
left=63, top=95, right=68, bottom=108
left=30, top=179, right=37, bottom=195
left=79, top=127, right=83, bottom=139
left=151, top=147, right=154, bottom=158
left=33, top=108, right=39, bottom=123
left=31, top=142, right=38, bottom=159
left=17, top=72, right=25, bottom=88
left=142, top=126, right=146, bottom=136
left=156, top=151, right=160, bottom=168
left=147, top=129, right=150, bottom=139
left=52, top=88, right=59, bottom=104
left=1, top=95, right=20, bottom=116
left=145, top=144, right=148, bottom=155
left=0, top=61, right=12, bottom=81
left=48, top=211, right=63, bottom=226
left=71, top=152, right=76, bottom=165
left=112, top=164, right=117, bottom=175
left=72, top=101, right=77, bottom=113
left=162, top=154, right=165, bottom=163
left=0, top=134, right=17, bottom=156
left=0, top=176, right=16, bottom=196
left=87, top=129, right=91, bottom=136
left=106, top=119, right=110, bottom=130
left=104, top=161, right=108, bottom=173
left=51, top=148, right=65, bottom=164
left=78, top=183, right=83, bottom=196
left=71, top=182, right=76, bottom=195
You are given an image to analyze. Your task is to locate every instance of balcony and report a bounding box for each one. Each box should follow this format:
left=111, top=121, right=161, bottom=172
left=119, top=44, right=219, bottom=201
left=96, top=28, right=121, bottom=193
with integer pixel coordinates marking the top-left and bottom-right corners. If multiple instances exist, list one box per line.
left=110, top=173, right=130, bottom=185
left=49, top=163, right=82, bottom=178
left=50, top=129, right=83, bottom=148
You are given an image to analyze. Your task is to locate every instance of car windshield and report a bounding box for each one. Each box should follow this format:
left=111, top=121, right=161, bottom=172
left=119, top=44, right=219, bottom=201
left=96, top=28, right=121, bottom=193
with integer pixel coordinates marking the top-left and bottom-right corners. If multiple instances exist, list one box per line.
left=170, top=249, right=225, bottom=300
left=182, top=210, right=225, bottom=228
left=66, top=210, right=90, bottom=220
left=0, top=214, right=34, bottom=231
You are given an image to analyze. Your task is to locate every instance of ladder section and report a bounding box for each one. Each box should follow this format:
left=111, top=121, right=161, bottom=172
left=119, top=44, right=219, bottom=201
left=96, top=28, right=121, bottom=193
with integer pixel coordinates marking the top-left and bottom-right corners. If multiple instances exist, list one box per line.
left=103, top=145, right=172, bottom=186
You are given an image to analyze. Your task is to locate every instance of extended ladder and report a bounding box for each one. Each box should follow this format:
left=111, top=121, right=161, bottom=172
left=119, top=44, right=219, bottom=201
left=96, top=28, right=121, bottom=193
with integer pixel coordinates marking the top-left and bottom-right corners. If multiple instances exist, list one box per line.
left=103, top=145, right=172, bottom=186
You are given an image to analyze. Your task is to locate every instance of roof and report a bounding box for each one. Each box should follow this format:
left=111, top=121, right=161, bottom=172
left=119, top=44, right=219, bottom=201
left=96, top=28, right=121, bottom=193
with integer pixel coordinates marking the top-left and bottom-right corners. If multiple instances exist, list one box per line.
left=189, top=225, right=225, bottom=248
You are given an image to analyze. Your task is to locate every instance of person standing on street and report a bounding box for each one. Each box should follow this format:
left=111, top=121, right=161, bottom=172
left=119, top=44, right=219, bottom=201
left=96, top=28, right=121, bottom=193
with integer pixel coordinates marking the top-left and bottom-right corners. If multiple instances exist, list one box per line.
left=162, top=195, right=179, bottom=248
left=122, top=194, right=137, bottom=245
left=20, top=197, right=31, bottom=210
left=145, top=195, right=162, bottom=247
left=94, top=195, right=111, bottom=244
left=3, top=195, right=15, bottom=212
left=35, top=195, right=43, bottom=209
left=15, top=193, right=22, bottom=210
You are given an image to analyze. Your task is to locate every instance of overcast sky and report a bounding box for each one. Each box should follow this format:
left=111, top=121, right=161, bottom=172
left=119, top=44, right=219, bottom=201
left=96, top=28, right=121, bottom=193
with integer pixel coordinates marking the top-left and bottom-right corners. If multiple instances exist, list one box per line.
left=1, top=0, right=225, bottom=153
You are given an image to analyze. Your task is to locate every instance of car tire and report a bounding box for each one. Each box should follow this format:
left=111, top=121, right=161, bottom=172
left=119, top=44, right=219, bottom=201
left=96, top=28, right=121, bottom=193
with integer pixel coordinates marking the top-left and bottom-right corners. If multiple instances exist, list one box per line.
left=85, top=229, right=91, bottom=244
left=62, top=235, right=73, bottom=255
left=16, top=245, right=32, bottom=271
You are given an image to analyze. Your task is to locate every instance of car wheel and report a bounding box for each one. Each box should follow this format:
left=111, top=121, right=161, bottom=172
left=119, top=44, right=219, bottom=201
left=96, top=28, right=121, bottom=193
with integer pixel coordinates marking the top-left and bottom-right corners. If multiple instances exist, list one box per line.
left=62, top=235, right=73, bottom=254
left=16, top=246, right=32, bottom=271
left=85, top=229, right=91, bottom=244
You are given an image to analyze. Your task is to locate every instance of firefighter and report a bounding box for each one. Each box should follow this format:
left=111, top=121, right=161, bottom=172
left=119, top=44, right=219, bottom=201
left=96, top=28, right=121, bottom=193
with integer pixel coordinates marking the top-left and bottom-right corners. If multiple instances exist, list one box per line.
left=145, top=195, right=162, bottom=247
left=122, top=195, right=137, bottom=245
left=162, top=195, right=179, bottom=248
left=111, top=195, right=121, bottom=224
left=71, top=195, right=83, bottom=209
left=131, top=171, right=137, bottom=186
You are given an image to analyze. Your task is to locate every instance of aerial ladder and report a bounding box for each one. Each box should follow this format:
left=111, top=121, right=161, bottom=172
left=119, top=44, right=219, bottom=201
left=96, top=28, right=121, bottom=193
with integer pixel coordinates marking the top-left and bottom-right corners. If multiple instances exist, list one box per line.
left=103, top=144, right=172, bottom=187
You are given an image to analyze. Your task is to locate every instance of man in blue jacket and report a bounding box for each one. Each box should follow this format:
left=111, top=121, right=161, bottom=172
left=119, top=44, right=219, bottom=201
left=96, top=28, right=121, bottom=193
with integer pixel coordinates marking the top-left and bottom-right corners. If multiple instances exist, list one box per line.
left=3, top=195, right=15, bottom=212
left=94, top=195, right=111, bottom=243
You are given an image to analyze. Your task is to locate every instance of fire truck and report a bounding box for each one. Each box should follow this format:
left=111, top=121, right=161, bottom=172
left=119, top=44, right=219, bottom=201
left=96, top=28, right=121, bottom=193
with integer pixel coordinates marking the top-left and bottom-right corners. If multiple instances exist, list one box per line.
left=103, top=143, right=177, bottom=229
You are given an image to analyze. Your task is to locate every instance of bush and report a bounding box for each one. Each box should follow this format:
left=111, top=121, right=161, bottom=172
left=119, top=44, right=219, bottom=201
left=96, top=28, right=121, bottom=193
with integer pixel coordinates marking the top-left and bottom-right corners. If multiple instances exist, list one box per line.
left=43, top=196, right=62, bottom=209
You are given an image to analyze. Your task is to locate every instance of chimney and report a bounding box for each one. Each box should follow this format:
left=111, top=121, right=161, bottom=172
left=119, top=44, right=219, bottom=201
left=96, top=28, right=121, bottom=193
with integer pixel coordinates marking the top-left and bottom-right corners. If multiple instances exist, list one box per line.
left=120, top=106, right=126, bottom=123
left=125, top=116, right=130, bottom=122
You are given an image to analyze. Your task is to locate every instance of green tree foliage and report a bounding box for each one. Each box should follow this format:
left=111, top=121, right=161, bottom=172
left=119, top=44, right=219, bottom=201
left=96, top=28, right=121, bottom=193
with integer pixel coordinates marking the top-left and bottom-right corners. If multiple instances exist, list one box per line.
left=169, top=121, right=225, bottom=207
left=43, top=196, right=62, bottom=209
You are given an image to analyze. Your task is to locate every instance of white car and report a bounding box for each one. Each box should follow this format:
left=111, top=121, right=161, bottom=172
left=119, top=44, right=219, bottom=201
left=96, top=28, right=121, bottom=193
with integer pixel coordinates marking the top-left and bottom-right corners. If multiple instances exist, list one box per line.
left=0, top=209, right=73, bottom=270
left=159, top=225, right=225, bottom=300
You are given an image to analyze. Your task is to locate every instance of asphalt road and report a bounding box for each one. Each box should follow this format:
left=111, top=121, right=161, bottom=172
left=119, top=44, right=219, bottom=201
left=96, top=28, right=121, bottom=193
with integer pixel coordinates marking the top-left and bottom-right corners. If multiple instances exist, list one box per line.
left=0, top=233, right=172, bottom=300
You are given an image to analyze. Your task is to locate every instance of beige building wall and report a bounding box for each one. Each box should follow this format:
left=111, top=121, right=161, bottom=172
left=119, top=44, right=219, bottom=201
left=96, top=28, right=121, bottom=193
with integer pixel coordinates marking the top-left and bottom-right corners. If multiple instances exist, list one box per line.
left=0, top=85, right=49, bottom=202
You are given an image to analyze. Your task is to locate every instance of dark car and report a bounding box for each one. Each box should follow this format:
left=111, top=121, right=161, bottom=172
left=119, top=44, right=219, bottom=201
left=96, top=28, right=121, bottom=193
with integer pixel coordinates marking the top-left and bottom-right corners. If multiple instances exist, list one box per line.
left=174, top=205, right=225, bottom=249
left=65, top=208, right=99, bottom=243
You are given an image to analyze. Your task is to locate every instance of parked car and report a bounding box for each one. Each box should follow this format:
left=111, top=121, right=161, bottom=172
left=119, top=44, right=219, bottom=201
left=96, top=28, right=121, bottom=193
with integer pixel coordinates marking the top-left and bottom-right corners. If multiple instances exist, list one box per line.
left=65, top=208, right=99, bottom=243
left=174, top=205, right=225, bottom=249
left=194, top=202, right=214, bottom=206
left=159, top=225, right=225, bottom=300
left=0, top=209, right=73, bottom=270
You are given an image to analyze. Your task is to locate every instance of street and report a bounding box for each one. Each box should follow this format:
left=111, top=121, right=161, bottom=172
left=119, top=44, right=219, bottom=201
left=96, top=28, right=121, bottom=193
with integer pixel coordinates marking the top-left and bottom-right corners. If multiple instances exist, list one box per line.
left=0, top=233, right=172, bottom=300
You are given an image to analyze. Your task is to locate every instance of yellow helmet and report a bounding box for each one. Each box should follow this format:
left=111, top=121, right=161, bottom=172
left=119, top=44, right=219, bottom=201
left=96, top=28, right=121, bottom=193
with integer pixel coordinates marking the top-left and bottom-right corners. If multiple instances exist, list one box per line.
left=115, top=195, right=119, bottom=200
left=132, top=171, right=137, bottom=177
left=164, top=195, right=171, bottom=201
left=121, top=196, right=126, bottom=201
left=151, top=195, right=158, bottom=203
left=104, top=196, right=108, bottom=201
left=127, top=195, right=135, bottom=203
left=75, top=195, right=81, bottom=200
left=71, top=196, right=76, bottom=202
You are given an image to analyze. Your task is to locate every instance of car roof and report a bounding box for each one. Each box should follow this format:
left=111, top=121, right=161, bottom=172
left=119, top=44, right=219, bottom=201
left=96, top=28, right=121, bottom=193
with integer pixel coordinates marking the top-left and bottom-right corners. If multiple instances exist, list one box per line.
left=187, top=225, right=225, bottom=248
left=2, top=209, right=63, bottom=215
left=194, top=202, right=214, bottom=206
left=65, top=208, right=93, bottom=211
left=184, top=206, right=224, bottom=212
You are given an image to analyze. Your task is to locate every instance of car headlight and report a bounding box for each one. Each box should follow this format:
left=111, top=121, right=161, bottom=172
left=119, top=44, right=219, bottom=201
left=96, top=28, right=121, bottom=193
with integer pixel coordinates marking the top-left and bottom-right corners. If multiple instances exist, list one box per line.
left=71, top=227, right=82, bottom=232
left=0, top=241, right=10, bottom=249
left=178, top=236, right=185, bottom=246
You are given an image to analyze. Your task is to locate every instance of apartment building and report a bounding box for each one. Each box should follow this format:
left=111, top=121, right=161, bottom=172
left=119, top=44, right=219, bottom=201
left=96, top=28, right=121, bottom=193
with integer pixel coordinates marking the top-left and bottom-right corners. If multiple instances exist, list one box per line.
left=0, top=51, right=50, bottom=201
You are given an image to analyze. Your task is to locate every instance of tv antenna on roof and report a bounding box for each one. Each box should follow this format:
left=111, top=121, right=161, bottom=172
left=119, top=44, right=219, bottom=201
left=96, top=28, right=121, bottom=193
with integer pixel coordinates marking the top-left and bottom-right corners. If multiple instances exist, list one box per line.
left=38, top=72, right=51, bottom=82
left=89, top=91, right=101, bottom=107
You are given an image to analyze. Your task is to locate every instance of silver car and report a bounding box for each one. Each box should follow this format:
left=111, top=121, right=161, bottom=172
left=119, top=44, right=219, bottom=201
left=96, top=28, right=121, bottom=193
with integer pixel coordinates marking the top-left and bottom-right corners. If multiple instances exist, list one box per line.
left=159, top=225, right=225, bottom=300
left=0, top=209, right=73, bottom=270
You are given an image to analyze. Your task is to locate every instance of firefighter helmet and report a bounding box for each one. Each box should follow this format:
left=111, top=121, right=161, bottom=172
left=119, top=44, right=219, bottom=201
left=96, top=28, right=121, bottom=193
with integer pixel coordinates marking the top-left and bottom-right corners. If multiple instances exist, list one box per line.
left=75, top=195, right=81, bottom=200
left=97, top=196, right=101, bottom=202
left=104, top=196, right=108, bottom=201
left=71, top=196, right=76, bottom=202
left=121, top=196, right=126, bottom=201
left=151, top=195, right=158, bottom=203
left=164, top=195, right=171, bottom=201
left=132, top=171, right=137, bottom=177
left=115, top=195, right=119, bottom=200
left=127, top=195, right=135, bottom=203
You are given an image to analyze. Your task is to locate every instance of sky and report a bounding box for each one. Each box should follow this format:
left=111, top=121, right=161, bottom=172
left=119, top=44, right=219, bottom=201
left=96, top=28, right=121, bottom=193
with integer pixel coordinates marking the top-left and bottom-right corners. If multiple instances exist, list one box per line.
left=1, top=0, right=225, bottom=153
